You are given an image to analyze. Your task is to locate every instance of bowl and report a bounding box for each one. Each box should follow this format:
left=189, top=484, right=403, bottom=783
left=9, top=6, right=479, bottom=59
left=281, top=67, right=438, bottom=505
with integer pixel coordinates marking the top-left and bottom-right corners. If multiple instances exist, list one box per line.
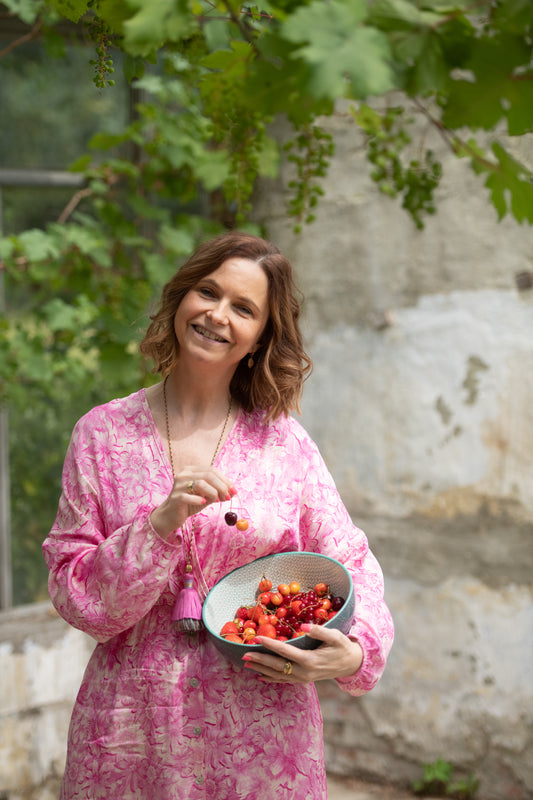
left=202, top=551, right=355, bottom=666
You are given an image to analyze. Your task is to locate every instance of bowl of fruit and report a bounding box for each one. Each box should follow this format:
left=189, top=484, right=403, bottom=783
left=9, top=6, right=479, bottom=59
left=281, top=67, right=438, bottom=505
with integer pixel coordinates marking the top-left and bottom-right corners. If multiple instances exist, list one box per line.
left=202, top=551, right=355, bottom=666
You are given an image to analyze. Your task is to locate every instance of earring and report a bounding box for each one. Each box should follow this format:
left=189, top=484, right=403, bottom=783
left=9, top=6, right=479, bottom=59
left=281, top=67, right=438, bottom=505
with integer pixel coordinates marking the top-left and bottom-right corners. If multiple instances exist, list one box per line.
left=247, top=354, right=254, bottom=368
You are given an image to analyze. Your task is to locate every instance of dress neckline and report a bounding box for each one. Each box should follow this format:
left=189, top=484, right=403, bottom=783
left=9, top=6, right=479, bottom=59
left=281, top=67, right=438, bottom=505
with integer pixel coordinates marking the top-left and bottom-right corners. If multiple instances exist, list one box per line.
left=140, top=386, right=244, bottom=481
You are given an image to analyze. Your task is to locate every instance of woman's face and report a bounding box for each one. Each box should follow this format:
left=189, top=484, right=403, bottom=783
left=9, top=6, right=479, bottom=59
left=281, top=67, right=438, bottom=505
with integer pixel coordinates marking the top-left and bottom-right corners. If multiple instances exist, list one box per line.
left=174, top=257, right=270, bottom=375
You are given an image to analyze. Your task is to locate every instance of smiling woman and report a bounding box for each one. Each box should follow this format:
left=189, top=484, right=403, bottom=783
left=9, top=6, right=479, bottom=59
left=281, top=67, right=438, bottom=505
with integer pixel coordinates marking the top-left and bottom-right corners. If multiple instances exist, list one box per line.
left=172, top=257, right=270, bottom=378
left=42, top=230, right=394, bottom=800
left=140, top=231, right=312, bottom=419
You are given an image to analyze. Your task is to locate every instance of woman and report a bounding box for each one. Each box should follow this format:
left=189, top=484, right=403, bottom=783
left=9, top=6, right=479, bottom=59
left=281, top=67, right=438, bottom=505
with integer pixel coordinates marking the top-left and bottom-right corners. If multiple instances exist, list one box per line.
left=43, top=231, right=394, bottom=800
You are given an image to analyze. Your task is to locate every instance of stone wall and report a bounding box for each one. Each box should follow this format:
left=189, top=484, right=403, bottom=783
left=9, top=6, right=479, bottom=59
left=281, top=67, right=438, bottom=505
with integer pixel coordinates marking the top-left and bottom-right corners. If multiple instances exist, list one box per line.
left=0, top=603, right=94, bottom=799
left=255, top=105, right=533, bottom=799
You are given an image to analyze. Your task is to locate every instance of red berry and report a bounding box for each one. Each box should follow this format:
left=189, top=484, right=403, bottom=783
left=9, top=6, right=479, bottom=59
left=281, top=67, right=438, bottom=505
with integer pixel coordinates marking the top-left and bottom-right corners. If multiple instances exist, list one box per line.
left=220, top=621, right=240, bottom=637
left=225, top=511, right=238, bottom=525
left=269, top=591, right=283, bottom=606
left=256, top=623, right=277, bottom=639
left=224, top=633, right=243, bottom=643
left=259, top=576, right=272, bottom=592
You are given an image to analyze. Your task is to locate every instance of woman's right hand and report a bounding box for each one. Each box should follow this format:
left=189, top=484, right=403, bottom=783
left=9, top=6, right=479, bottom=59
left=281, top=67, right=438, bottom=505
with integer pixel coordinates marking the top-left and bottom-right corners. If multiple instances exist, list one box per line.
left=150, top=466, right=236, bottom=541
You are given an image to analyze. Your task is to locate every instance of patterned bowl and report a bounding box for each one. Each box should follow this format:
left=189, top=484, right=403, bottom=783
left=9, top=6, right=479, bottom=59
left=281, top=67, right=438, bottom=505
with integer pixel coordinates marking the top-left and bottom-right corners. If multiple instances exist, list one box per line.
left=202, top=551, right=355, bottom=666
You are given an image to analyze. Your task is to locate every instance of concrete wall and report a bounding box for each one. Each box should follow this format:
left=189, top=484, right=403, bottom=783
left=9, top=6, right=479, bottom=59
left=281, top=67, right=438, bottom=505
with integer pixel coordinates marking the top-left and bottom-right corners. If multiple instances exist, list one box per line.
left=254, top=105, right=533, bottom=799
left=1, top=105, right=532, bottom=800
left=0, top=603, right=94, bottom=799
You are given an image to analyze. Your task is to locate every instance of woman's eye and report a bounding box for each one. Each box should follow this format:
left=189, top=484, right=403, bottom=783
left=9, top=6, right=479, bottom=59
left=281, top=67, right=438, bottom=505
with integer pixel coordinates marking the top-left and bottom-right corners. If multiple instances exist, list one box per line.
left=199, top=287, right=215, bottom=298
left=237, top=305, right=252, bottom=316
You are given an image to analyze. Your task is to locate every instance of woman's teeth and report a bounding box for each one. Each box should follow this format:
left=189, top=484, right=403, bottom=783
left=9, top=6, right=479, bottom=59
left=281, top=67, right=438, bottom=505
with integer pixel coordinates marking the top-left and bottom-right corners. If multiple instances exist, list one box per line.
left=194, top=325, right=227, bottom=342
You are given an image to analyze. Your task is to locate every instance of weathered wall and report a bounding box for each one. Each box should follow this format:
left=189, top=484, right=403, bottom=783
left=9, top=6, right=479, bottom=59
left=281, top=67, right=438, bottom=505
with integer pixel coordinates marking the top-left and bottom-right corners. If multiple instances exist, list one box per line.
left=254, top=105, right=533, bottom=799
left=0, top=603, right=94, bottom=799
left=1, top=106, right=532, bottom=800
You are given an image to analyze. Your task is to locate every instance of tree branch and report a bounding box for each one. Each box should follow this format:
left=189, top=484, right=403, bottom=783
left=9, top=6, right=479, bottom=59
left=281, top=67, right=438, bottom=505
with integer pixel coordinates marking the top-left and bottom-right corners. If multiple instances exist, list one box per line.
left=57, top=187, right=93, bottom=224
left=0, top=18, right=43, bottom=60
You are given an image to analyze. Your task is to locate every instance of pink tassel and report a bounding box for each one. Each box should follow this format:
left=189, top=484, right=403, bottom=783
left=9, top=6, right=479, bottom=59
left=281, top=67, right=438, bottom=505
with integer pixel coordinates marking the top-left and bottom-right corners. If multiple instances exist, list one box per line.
left=172, top=575, right=204, bottom=633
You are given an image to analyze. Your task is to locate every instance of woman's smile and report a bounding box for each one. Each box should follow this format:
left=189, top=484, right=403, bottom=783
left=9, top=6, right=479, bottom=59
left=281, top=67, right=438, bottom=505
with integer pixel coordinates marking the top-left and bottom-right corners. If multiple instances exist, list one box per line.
left=191, top=323, right=230, bottom=344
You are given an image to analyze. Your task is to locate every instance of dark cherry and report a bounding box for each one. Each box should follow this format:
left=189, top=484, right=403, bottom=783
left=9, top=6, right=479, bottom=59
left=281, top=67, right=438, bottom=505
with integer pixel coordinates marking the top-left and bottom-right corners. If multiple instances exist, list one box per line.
left=224, top=511, right=238, bottom=526
left=330, top=596, right=345, bottom=611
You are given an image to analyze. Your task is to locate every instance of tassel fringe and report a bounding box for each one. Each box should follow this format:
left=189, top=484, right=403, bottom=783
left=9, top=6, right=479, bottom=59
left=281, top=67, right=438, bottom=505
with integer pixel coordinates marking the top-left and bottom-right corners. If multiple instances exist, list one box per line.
left=172, top=576, right=205, bottom=634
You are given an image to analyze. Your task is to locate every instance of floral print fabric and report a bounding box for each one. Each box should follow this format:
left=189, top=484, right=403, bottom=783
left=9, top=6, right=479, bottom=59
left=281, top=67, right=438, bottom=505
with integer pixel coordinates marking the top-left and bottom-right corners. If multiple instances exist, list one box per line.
left=43, top=389, right=394, bottom=800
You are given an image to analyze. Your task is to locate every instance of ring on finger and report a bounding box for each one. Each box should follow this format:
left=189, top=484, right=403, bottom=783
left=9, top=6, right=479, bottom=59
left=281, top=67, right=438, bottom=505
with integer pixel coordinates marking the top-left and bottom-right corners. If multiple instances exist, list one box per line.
left=282, top=660, right=293, bottom=676
left=186, top=480, right=196, bottom=494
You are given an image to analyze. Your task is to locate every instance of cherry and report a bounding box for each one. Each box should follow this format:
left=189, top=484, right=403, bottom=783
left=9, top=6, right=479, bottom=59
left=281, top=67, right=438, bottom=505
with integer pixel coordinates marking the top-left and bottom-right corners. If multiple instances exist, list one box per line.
left=225, top=511, right=238, bottom=525
left=258, top=576, right=272, bottom=592
left=269, top=591, right=283, bottom=606
left=256, top=623, right=277, bottom=639
left=330, top=596, right=345, bottom=611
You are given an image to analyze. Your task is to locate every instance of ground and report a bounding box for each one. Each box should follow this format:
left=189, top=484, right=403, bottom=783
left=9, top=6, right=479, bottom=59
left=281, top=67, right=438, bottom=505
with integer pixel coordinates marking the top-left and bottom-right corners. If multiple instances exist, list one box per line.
left=327, top=775, right=428, bottom=800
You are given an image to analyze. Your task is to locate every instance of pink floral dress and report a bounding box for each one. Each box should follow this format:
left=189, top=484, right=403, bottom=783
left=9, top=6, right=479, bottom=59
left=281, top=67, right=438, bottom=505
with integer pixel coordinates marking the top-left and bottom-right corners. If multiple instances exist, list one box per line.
left=43, top=389, right=394, bottom=800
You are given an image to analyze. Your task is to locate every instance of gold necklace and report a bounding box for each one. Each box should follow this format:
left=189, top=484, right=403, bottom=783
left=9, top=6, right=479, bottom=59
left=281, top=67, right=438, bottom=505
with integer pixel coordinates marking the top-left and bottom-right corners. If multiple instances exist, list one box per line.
left=163, top=375, right=232, bottom=481
left=163, top=375, right=232, bottom=633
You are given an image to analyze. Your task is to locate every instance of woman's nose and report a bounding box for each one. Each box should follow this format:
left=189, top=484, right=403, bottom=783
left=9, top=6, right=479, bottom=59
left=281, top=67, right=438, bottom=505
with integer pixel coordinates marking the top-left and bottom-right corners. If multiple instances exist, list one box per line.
left=206, top=301, right=228, bottom=324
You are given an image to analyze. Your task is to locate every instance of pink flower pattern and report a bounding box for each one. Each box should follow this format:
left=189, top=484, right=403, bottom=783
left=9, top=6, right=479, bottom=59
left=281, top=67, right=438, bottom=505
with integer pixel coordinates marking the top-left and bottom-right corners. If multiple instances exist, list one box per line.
left=43, top=389, right=393, bottom=799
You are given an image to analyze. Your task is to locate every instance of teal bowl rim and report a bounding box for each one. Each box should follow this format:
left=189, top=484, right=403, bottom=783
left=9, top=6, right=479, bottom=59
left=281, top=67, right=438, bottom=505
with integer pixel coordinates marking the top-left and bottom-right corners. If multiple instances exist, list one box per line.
left=202, top=550, right=355, bottom=651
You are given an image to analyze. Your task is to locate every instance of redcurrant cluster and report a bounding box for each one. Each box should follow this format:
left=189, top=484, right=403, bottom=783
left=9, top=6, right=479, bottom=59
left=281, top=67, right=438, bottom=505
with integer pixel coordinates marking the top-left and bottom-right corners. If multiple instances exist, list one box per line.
left=219, top=575, right=345, bottom=644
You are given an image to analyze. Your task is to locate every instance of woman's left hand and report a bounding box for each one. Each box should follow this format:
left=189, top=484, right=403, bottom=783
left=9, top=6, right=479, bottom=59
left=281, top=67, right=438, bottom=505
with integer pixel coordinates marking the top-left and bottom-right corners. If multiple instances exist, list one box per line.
left=242, top=624, right=363, bottom=684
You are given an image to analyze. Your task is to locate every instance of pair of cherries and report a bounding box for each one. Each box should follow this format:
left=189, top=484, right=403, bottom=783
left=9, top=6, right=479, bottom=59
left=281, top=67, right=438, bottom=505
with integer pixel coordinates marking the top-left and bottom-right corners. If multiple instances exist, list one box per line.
left=225, top=510, right=249, bottom=531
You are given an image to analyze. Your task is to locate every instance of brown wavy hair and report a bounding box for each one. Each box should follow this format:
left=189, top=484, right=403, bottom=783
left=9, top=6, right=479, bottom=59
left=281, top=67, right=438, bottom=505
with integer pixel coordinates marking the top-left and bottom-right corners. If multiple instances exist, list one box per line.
left=140, top=231, right=312, bottom=420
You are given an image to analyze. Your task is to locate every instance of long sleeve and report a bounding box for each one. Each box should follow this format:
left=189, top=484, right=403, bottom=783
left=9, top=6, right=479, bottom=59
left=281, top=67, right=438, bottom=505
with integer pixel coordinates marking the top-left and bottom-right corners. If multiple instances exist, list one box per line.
left=43, top=396, right=181, bottom=642
left=297, top=425, right=394, bottom=696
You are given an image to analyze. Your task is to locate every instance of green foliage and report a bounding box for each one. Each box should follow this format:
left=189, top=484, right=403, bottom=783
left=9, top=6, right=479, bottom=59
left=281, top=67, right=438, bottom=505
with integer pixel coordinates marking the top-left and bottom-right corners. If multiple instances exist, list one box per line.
left=412, top=759, right=479, bottom=799
left=351, top=103, right=442, bottom=229
left=283, top=0, right=395, bottom=99
left=284, top=125, right=334, bottom=232
left=3, top=0, right=533, bottom=230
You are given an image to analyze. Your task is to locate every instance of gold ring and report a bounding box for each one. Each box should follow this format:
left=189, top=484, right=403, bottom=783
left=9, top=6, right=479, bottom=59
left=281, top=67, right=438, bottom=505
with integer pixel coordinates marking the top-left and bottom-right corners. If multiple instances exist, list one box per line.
left=186, top=480, right=195, bottom=494
left=282, top=660, right=293, bottom=676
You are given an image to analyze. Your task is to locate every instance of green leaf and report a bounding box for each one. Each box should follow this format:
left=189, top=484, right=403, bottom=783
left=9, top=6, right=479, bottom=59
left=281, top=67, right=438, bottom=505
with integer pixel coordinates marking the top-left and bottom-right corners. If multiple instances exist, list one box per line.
left=443, top=35, right=533, bottom=131
left=123, top=54, right=146, bottom=83
left=369, top=0, right=444, bottom=31
left=283, top=0, right=395, bottom=99
left=16, top=229, right=62, bottom=262
left=158, top=225, right=196, bottom=256
left=122, top=0, right=197, bottom=57
left=2, top=0, right=43, bottom=25
left=50, top=0, right=88, bottom=23
left=485, top=142, right=533, bottom=223
left=411, top=31, right=447, bottom=94
left=0, top=237, right=15, bottom=261
left=202, top=40, right=253, bottom=72
left=504, top=72, right=533, bottom=135
left=248, top=34, right=333, bottom=123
